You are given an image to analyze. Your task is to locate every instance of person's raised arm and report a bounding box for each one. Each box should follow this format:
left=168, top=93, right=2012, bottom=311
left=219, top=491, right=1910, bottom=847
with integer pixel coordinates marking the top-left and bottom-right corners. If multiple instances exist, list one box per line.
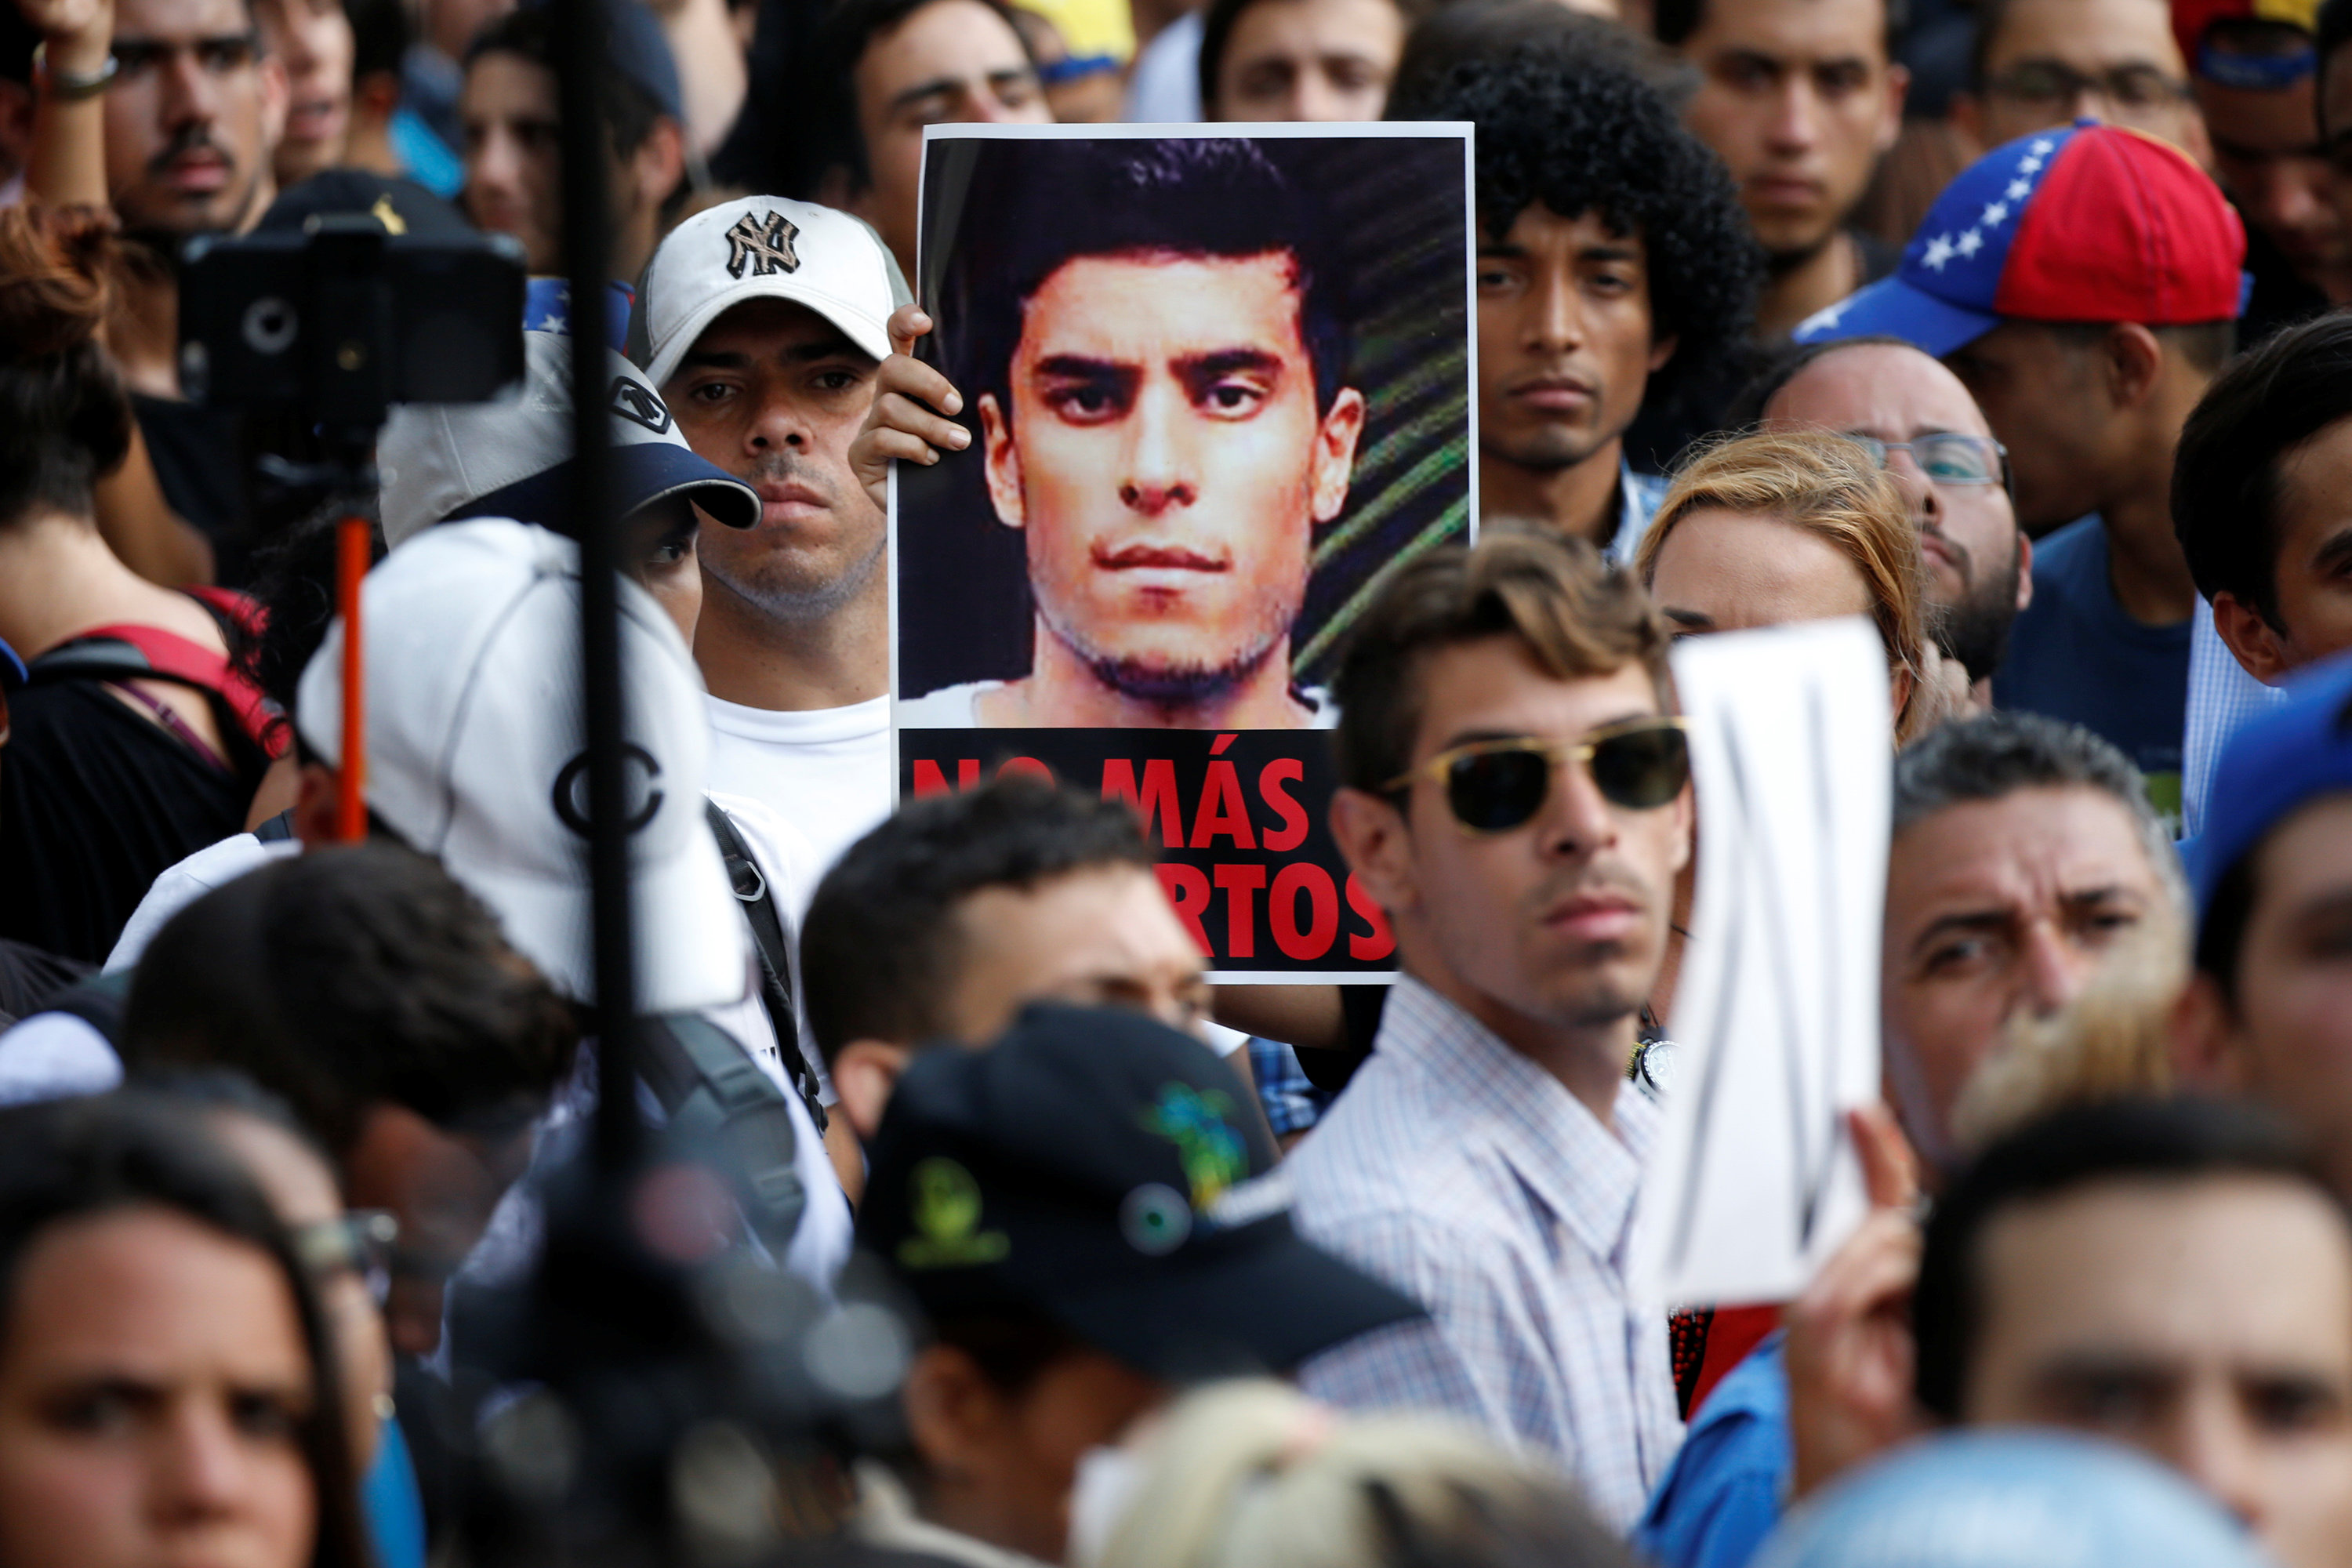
left=20, top=0, right=111, bottom=209
left=1784, top=1104, right=1928, bottom=1497
left=848, top=303, right=971, bottom=517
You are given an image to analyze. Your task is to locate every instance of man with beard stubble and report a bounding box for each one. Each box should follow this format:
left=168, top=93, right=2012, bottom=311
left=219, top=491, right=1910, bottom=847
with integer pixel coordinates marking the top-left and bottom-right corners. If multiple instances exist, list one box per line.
left=1755, top=336, right=2033, bottom=706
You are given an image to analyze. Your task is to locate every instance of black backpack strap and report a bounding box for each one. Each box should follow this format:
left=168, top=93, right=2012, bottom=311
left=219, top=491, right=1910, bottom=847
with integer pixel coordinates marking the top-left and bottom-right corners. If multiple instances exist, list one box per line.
left=703, top=799, right=827, bottom=1133
left=637, top=1012, right=807, bottom=1258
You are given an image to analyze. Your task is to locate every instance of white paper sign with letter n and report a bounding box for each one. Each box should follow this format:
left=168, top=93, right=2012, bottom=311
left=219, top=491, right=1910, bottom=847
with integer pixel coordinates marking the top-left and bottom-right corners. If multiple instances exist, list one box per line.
left=1632, top=617, right=1891, bottom=1308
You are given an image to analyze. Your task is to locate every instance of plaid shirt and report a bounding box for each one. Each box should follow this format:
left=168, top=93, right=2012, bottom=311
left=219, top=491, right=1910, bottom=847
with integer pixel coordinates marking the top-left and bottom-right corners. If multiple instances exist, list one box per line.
left=1290, top=978, right=1683, bottom=1530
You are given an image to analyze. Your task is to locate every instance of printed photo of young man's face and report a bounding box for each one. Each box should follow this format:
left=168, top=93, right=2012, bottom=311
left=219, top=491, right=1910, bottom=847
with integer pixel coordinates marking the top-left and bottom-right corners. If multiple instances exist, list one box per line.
left=978, top=248, right=1367, bottom=711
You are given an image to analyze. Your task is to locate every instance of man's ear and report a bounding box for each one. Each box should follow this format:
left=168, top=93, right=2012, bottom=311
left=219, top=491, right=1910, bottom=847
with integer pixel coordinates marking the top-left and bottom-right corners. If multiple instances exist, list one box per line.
left=1878, top=62, right=1911, bottom=154
left=833, top=1039, right=910, bottom=1142
left=635, top=117, right=688, bottom=212
left=1948, top=90, right=1984, bottom=156
left=1310, top=387, right=1367, bottom=524
left=260, top=56, right=291, bottom=160
left=2171, top=970, right=2251, bottom=1092
left=1330, top=786, right=1417, bottom=925
left=978, top=393, right=1025, bottom=529
left=1648, top=332, right=1680, bottom=376
left=292, top=761, right=342, bottom=848
left=2013, top=529, right=2034, bottom=613
left=2212, top=590, right=2296, bottom=685
left=901, top=1343, right=1008, bottom=1483
left=2102, top=321, right=2165, bottom=412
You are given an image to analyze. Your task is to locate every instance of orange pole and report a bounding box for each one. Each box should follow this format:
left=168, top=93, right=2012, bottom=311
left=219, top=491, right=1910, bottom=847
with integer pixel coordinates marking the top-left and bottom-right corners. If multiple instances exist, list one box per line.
left=336, top=514, right=368, bottom=841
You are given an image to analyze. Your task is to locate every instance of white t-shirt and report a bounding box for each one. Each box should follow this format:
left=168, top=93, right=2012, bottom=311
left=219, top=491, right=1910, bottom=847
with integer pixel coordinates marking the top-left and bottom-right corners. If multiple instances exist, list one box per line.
left=704, top=694, right=892, bottom=898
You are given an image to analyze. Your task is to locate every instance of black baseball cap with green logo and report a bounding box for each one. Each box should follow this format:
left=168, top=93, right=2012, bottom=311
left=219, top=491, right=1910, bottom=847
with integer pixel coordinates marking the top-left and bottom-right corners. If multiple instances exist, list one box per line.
left=855, top=1003, right=1423, bottom=1381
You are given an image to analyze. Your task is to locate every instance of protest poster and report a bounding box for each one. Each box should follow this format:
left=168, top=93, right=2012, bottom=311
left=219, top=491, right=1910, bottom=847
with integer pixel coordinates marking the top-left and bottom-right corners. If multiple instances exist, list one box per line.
left=891, top=125, right=1477, bottom=980
left=1632, top=618, right=1892, bottom=1308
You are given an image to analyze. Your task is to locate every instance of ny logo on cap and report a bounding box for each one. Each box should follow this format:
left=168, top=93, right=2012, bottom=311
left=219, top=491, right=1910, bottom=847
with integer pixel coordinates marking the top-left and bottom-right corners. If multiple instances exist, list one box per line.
left=609, top=376, right=673, bottom=435
left=724, top=209, right=800, bottom=280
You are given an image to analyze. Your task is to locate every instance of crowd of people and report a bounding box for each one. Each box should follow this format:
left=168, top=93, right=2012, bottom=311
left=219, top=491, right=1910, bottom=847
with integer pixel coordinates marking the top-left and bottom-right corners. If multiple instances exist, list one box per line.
left=5, top=0, right=2352, bottom=1560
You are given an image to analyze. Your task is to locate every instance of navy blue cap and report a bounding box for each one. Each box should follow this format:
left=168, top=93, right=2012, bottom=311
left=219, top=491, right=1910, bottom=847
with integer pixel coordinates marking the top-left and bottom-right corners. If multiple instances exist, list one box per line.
left=2187, top=650, right=2352, bottom=921
left=858, top=1003, right=1424, bottom=1381
left=445, top=438, right=759, bottom=533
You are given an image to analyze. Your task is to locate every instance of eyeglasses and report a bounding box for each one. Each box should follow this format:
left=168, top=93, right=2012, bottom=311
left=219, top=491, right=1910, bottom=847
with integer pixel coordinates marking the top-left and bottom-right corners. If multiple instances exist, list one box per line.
left=1984, top=60, right=2187, bottom=111
left=1843, top=432, right=2006, bottom=486
left=1382, top=717, right=1690, bottom=834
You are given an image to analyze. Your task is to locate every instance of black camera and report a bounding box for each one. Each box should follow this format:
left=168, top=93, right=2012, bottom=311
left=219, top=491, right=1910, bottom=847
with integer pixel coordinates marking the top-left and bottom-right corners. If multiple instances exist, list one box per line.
left=179, top=216, right=528, bottom=429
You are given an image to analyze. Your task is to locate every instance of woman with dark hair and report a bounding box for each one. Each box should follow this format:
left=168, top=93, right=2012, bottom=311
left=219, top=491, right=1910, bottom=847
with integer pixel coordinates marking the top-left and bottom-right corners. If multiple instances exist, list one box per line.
left=0, top=205, right=278, bottom=964
left=0, top=1091, right=370, bottom=1568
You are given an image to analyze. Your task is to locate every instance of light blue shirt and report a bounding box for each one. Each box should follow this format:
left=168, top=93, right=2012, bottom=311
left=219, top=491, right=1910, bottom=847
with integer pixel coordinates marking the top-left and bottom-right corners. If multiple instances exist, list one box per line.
left=1639, top=1334, right=1791, bottom=1568
left=1290, top=977, right=1682, bottom=1530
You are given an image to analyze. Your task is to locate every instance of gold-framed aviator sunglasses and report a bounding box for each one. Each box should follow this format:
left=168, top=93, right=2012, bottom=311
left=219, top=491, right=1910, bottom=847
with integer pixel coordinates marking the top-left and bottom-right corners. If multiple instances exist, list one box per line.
left=1382, top=717, right=1690, bottom=834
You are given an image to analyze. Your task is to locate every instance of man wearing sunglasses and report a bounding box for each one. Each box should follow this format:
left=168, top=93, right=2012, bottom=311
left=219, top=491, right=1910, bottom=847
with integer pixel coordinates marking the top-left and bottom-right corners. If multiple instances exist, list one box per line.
left=1752, top=336, right=2032, bottom=709
left=1287, top=528, right=1693, bottom=1530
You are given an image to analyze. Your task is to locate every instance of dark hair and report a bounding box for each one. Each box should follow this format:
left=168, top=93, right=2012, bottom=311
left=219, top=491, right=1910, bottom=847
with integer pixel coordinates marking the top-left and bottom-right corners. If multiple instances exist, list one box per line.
left=1388, top=0, right=1695, bottom=113
left=464, top=6, right=666, bottom=158
left=122, top=844, right=579, bottom=1156
left=0, top=1, right=35, bottom=86
left=1331, top=528, right=1673, bottom=797
left=0, top=1093, right=371, bottom=1568
left=1656, top=0, right=1904, bottom=59
left=1196, top=0, right=1431, bottom=114
left=732, top=0, right=1035, bottom=200
left=1893, top=710, right=2181, bottom=900
left=800, top=778, right=1155, bottom=1064
left=1385, top=45, right=1759, bottom=416
left=0, top=206, right=135, bottom=528
left=2172, top=312, right=2352, bottom=625
left=942, top=137, right=1352, bottom=421
left=234, top=503, right=386, bottom=746
left=1915, top=1097, right=2340, bottom=1421
left=346, top=0, right=408, bottom=82
left=132, top=1065, right=325, bottom=1153
left=2326, top=0, right=2352, bottom=132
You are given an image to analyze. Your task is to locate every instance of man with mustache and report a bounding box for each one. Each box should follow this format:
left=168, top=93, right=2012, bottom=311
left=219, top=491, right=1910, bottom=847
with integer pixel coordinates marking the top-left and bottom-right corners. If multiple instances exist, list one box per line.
left=1754, top=336, right=2033, bottom=707
left=892, top=136, right=1366, bottom=731
left=637, top=196, right=901, bottom=884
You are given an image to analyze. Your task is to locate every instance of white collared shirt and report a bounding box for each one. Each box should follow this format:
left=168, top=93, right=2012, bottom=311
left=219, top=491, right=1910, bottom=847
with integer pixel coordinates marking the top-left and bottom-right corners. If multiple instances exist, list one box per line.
left=1288, top=976, right=1682, bottom=1530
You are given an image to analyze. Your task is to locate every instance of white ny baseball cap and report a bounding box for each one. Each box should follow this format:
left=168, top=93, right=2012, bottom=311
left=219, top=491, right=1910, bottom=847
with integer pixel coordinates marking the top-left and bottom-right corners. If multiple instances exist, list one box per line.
left=377, top=329, right=760, bottom=550
left=295, top=519, right=752, bottom=1014
left=633, top=195, right=906, bottom=388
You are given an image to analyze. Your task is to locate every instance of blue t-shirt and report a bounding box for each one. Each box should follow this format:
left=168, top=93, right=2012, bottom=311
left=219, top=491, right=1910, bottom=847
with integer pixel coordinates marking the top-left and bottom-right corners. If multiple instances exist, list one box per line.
left=1991, top=516, right=2188, bottom=825
left=1637, top=1333, right=1791, bottom=1568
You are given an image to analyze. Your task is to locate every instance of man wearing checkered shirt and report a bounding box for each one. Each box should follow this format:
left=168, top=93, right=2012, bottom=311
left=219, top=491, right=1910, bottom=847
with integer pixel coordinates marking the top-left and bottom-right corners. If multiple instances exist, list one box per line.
left=1288, top=529, right=1694, bottom=1530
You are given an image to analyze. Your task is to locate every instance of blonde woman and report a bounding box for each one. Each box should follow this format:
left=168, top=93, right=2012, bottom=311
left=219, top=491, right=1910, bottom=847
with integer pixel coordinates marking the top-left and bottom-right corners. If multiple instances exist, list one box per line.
left=1635, top=430, right=1962, bottom=746
left=1083, top=1381, right=1637, bottom=1568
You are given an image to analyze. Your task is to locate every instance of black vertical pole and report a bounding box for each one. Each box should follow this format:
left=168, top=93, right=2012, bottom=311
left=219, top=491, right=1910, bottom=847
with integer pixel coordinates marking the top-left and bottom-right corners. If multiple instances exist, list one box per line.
left=551, top=0, right=641, bottom=1171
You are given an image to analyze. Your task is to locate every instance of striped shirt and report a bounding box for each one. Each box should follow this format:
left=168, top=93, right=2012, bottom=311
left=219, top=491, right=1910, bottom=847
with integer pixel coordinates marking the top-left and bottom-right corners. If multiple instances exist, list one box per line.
left=1290, top=977, right=1683, bottom=1530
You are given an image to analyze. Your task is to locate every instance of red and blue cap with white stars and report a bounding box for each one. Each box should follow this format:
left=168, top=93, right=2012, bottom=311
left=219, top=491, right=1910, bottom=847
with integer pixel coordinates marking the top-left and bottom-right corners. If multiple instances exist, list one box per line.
left=1793, top=122, right=2247, bottom=357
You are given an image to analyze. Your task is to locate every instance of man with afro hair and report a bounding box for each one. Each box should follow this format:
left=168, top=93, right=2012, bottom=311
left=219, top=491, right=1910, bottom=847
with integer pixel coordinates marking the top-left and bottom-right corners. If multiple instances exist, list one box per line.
left=1385, top=40, right=1761, bottom=555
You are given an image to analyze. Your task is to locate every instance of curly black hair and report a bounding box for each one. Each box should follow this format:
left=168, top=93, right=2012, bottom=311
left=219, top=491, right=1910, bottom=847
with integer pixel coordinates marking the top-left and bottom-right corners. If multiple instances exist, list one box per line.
left=1385, top=43, right=1760, bottom=416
